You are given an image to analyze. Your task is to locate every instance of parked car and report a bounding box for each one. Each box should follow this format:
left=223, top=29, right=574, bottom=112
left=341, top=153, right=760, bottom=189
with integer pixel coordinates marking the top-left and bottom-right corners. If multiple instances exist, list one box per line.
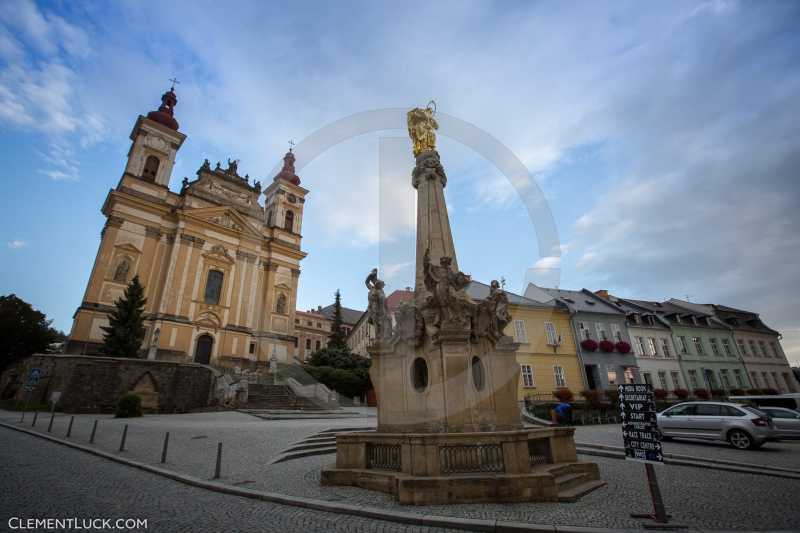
left=728, top=393, right=800, bottom=411
left=755, top=406, right=800, bottom=439
left=657, top=401, right=776, bottom=450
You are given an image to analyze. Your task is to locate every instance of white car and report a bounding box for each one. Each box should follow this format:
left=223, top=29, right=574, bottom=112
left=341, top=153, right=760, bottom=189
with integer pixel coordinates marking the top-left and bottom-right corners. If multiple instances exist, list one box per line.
left=756, top=406, right=800, bottom=439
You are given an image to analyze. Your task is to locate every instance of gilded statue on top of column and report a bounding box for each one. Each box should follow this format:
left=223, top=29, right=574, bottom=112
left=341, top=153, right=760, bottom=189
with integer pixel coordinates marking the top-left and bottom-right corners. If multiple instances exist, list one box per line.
left=407, top=101, right=438, bottom=157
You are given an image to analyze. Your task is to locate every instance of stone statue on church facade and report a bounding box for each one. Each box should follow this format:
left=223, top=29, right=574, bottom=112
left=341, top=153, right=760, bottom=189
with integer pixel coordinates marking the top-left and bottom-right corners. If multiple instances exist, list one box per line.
left=473, top=279, right=512, bottom=342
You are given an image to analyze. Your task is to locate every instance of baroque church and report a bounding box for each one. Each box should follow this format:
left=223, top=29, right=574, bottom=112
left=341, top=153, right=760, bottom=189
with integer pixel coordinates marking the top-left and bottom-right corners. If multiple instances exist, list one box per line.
left=65, top=85, right=308, bottom=368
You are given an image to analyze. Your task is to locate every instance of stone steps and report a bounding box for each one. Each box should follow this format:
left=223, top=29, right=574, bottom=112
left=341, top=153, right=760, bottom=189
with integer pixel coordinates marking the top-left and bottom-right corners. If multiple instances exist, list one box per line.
left=554, top=472, right=592, bottom=492
left=557, top=479, right=607, bottom=502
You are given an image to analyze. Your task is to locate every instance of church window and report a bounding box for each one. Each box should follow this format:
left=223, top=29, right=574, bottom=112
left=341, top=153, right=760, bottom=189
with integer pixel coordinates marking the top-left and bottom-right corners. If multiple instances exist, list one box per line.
left=284, top=210, right=294, bottom=232
left=204, top=270, right=224, bottom=305
left=412, top=357, right=428, bottom=392
left=276, top=294, right=287, bottom=314
left=113, top=257, right=131, bottom=282
left=143, top=155, right=160, bottom=181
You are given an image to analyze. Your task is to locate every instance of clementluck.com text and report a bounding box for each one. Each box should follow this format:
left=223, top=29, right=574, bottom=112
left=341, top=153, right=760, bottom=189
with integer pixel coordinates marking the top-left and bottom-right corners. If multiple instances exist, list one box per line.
left=8, top=518, right=148, bottom=530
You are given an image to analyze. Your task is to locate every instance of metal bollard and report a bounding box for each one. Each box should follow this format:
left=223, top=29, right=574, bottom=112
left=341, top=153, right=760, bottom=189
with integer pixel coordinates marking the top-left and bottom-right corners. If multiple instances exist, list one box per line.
left=31, top=411, right=39, bottom=427
left=89, top=420, right=98, bottom=444
left=66, top=416, right=75, bottom=438
left=119, top=424, right=128, bottom=452
left=213, top=442, right=222, bottom=479
left=47, top=405, right=56, bottom=433
left=160, top=432, right=170, bottom=464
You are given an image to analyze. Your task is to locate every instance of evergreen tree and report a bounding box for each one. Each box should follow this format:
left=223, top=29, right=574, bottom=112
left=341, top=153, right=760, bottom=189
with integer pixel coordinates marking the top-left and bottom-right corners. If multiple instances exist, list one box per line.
left=328, top=289, right=348, bottom=351
left=0, top=294, right=59, bottom=370
left=101, top=275, right=147, bottom=358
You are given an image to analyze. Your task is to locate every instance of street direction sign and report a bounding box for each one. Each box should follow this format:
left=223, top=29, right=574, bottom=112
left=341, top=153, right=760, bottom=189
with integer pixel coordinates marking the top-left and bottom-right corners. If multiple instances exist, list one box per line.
left=618, top=383, right=662, bottom=464
left=24, top=368, right=42, bottom=392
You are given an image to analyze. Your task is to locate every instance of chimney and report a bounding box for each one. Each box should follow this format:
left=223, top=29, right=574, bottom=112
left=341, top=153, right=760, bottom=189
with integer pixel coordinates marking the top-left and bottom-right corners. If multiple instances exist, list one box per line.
left=317, top=305, right=322, bottom=312
left=595, top=289, right=609, bottom=299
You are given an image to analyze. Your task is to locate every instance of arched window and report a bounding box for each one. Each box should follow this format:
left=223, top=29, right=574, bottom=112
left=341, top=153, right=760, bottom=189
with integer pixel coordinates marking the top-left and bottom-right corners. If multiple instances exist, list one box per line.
left=204, top=269, right=224, bottom=305
left=113, top=257, right=131, bottom=282
left=275, top=293, right=287, bottom=314
left=142, top=155, right=160, bottom=181
left=284, top=210, right=294, bottom=232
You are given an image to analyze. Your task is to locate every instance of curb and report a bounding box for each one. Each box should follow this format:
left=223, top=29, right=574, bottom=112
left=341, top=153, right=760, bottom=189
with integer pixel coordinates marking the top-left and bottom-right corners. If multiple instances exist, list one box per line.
left=0, top=419, right=783, bottom=533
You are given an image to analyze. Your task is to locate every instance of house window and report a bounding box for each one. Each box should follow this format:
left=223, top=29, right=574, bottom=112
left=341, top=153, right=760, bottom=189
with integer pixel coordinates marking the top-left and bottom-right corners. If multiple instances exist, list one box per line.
left=709, top=338, right=720, bottom=356
left=579, top=322, right=591, bottom=340
left=761, top=372, right=770, bottom=388
left=661, top=338, right=672, bottom=358
left=758, top=341, right=769, bottom=357
left=595, top=323, right=608, bottom=341
left=678, top=336, right=689, bottom=354
left=275, top=294, right=287, bottom=314
left=658, top=371, right=668, bottom=390
left=688, top=369, right=699, bottom=389
left=514, top=320, right=528, bottom=343
left=771, top=372, right=780, bottom=390
left=544, top=322, right=558, bottom=345
left=606, top=367, right=617, bottom=386
left=770, top=341, right=780, bottom=358
left=733, top=369, right=746, bottom=388
left=692, top=337, right=704, bottom=355
left=612, top=324, right=622, bottom=342
left=749, top=340, right=759, bottom=357
left=706, top=370, right=719, bottom=389
left=204, top=269, right=224, bottom=305
left=721, top=338, right=732, bottom=356
left=316, top=340, right=321, bottom=351
left=642, top=372, right=653, bottom=385
left=316, top=322, right=322, bottom=328
left=142, top=155, right=160, bottom=181
left=751, top=371, right=760, bottom=387
left=720, top=369, right=731, bottom=389
left=284, top=210, right=294, bottom=232
left=306, top=339, right=311, bottom=350
left=554, top=365, right=567, bottom=388
left=648, top=338, right=658, bottom=357
left=636, top=337, right=647, bottom=356
left=624, top=368, right=635, bottom=383
left=249, top=342, right=256, bottom=355
left=737, top=339, right=747, bottom=356
left=521, top=364, right=535, bottom=388
left=670, top=371, right=681, bottom=389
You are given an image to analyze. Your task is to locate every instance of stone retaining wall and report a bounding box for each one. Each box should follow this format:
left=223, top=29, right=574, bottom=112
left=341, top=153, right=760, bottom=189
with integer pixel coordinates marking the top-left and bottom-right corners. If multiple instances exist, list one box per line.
left=0, top=354, right=215, bottom=413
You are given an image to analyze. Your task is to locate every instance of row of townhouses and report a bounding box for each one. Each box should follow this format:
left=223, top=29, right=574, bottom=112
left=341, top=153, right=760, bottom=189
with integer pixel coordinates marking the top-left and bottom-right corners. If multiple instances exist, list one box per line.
left=347, top=282, right=798, bottom=401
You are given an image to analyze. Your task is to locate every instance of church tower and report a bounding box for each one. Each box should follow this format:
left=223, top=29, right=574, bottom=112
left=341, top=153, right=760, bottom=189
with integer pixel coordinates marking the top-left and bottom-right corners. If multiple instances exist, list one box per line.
left=66, top=85, right=308, bottom=369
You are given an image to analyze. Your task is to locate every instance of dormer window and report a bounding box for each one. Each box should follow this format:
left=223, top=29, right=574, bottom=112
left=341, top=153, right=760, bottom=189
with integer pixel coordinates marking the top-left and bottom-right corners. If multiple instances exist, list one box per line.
left=142, top=155, right=160, bottom=181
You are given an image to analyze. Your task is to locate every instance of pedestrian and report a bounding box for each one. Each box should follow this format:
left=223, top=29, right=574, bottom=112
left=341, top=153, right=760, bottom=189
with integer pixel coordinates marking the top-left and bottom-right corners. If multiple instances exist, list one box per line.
left=554, top=399, right=573, bottom=425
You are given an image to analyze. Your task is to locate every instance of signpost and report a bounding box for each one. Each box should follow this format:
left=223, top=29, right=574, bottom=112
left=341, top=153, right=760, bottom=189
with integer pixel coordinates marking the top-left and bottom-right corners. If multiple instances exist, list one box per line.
left=20, top=368, right=42, bottom=422
left=618, top=384, right=683, bottom=529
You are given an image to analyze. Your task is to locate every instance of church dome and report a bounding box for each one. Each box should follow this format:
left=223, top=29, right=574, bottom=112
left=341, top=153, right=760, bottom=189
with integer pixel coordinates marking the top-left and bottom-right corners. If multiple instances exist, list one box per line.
left=146, top=87, right=179, bottom=130
left=274, top=149, right=301, bottom=185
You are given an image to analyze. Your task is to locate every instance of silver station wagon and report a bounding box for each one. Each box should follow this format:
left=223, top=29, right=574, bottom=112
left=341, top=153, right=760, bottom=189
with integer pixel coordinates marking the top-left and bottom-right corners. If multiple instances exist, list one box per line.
left=656, top=401, right=776, bottom=450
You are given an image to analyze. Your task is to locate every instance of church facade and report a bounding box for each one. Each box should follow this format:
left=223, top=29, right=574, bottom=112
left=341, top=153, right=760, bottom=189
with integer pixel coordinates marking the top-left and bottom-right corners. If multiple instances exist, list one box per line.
left=65, top=86, right=308, bottom=368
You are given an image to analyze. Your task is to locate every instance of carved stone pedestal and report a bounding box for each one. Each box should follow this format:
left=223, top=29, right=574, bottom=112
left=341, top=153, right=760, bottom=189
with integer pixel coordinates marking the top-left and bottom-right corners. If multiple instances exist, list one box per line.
left=321, top=427, right=602, bottom=505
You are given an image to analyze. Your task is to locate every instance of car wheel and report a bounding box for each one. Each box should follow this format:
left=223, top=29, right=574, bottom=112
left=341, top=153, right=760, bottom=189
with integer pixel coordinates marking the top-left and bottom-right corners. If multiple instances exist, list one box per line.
left=728, top=429, right=752, bottom=450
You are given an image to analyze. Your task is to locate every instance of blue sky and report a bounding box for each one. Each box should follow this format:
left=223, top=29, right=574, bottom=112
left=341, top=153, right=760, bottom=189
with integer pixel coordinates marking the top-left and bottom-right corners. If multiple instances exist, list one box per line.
left=1, top=1, right=799, bottom=363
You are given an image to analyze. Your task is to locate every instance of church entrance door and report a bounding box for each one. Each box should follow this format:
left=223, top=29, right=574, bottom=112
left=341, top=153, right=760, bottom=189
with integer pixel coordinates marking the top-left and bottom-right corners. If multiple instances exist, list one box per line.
left=195, top=334, right=213, bottom=365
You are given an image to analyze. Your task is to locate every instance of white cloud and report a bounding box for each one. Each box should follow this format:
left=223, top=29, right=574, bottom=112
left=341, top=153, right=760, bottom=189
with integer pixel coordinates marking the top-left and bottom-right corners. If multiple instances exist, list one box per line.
left=7, top=240, right=27, bottom=249
left=382, top=261, right=413, bottom=280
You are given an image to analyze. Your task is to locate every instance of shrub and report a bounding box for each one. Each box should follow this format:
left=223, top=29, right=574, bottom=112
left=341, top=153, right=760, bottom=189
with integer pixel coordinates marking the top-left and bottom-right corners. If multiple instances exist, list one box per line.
left=710, top=389, right=726, bottom=399
left=746, top=388, right=764, bottom=395
left=673, top=388, right=690, bottom=400
left=553, top=388, right=574, bottom=402
left=693, top=388, right=710, bottom=400
left=653, top=388, right=668, bottom=400
left=115, top=393, right=142, bottom=418
left=615, top=341, right=631, bottom=354
left=580, top=339, right=598, bottom=352
left=580, top=389, right=604, bottom=407
left=599, top=340, right=615, bottom=352
left=728, top=388, right=745, bottom=396
left=605, top=388, right=620, bottom=404
left=763, top=388, right=780, bottom=395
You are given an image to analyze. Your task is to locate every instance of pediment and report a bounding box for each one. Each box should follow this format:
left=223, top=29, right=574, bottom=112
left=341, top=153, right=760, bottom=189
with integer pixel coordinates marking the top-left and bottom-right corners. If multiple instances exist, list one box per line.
left=114, top=242, right=142, bottom=255
left=275, top=282, right=292, bottom=291
left=202, top=244, right=235, bottom=264
left=183, top=206, right=262, bottom=238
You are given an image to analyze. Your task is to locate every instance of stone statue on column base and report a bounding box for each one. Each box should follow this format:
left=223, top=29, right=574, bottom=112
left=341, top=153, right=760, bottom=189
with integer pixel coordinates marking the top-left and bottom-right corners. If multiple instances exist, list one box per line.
left=365, top=268, right=392, bottom=341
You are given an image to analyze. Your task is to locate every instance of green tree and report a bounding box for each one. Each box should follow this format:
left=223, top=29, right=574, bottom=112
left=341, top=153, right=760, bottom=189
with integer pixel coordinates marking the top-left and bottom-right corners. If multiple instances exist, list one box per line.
left=0, top=294, right=58, bottom=371
left=327, top=289, right=348, bottom=350
left=101, top=275, right=147, bottom=358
